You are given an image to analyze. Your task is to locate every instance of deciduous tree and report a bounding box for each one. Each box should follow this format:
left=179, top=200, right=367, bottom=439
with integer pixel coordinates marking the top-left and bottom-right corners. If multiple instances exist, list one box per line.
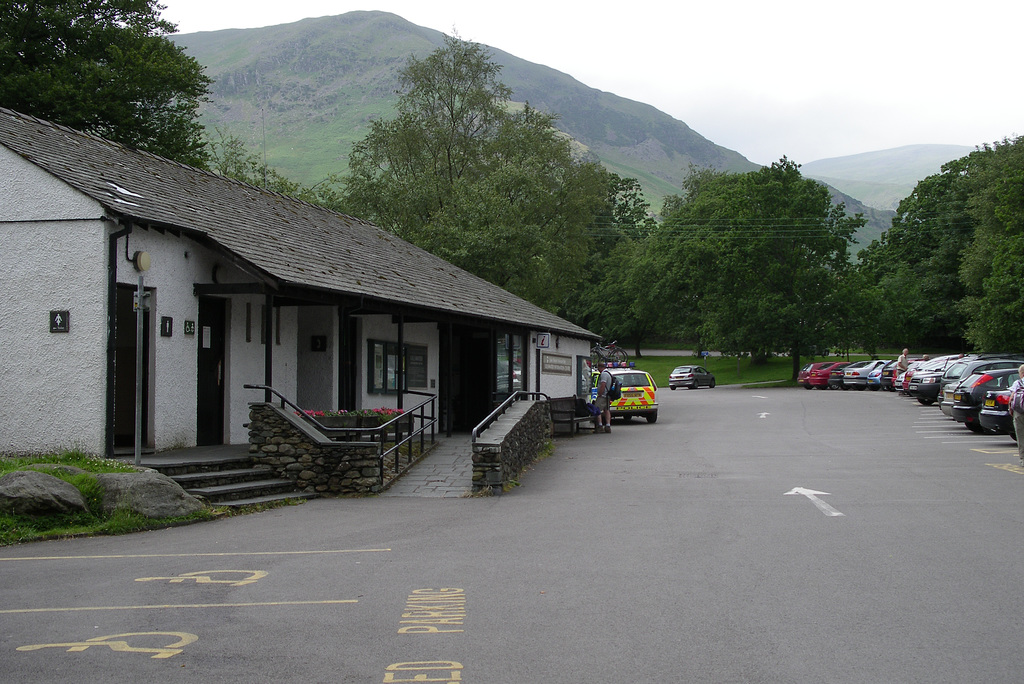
left=343, top=35, right=607, bottom=310
left=0, top=0, right=211, bottom=165
left=657, top=160, right=863, bottom=378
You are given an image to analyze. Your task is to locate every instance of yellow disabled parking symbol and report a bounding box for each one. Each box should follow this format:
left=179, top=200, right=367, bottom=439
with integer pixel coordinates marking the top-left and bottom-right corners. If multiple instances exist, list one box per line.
left=18, top=632, right=198, bottom=659
left=135, top=570, right=267, bottom=586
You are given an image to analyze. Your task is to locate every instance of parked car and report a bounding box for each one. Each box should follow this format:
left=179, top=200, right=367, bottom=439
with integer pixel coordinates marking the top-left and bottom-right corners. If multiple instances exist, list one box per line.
left=879, top=360, right=899, bottom=391
left=608, top=368, right=659, bottom=423
left=866, top=360, right=893, bottom=391
left=979, top=388, right=1017, bottom=441
left=843, top=360, right=887, bottom=390
left=938, top=357, right=1024, bottom=417
left=896, top=361, right=921, bottom=395
left=907, top=355, right=963, bottom=405
left=806, top=362, right=846, bottom=389
left=950, top=368, right=1020, bottom=432
left=800, top=362, right=830, bottom=389
left=669, top=365, right=716, bottom=390
left=827, top=362, right=851, bottom=389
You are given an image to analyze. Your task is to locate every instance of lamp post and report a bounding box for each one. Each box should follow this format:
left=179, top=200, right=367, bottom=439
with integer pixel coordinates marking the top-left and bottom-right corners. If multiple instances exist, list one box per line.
left=132, top=251, right=151, bottom=467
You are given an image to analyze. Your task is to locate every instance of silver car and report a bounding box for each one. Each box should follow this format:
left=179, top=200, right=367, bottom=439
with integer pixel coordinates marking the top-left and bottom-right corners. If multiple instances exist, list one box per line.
left=669, top=365, right=716, bottom=390
left=843, top=360, right=887, bottom=390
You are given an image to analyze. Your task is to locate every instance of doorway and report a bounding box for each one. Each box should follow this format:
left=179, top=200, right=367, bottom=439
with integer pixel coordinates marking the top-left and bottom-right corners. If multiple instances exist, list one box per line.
left=447, top=328, right=493, bottom=431
left=197, top=297, right=226, bottom=445
left=113, top=285, right=150, bottom=448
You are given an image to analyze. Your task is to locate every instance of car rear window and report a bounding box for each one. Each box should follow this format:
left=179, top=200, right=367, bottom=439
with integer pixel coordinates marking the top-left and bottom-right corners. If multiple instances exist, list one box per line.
left=944, top=362, right=967, bottom=379
left=617, top=373, right=651, bottom=388
left=674, top=367, right=693, bottom=373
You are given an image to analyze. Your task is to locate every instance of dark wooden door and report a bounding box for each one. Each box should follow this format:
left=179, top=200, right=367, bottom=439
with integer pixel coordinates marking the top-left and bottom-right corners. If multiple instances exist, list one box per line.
left=197, top=297, right=226, bottom=445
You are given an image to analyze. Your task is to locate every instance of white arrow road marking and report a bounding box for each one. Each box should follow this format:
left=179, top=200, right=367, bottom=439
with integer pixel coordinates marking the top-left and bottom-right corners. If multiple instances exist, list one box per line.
left=758, top=412, right=770, bottom=419
left=784, top=487, right=845, bottom=517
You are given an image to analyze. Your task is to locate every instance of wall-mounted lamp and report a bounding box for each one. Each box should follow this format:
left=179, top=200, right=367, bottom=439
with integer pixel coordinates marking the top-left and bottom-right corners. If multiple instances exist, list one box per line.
left=132, top=250, right=151, bottom=272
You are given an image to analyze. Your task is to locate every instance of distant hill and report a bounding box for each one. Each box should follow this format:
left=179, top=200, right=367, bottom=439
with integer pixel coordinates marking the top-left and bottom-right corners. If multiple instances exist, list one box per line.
left=825, top=188, right=894, bottom=253
left=173, top=11, right=896, bottom=246
left=801, top=144, right=974, bottom=211
left=172, top=11, right=758, bottom=212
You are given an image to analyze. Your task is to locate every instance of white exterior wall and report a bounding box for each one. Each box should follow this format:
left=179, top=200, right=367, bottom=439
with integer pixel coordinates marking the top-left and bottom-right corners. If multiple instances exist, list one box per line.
left=228, top=297, right=298, bottom=444
left=532, top=332, right=593, bottom=398
left=357, top=315, right=439, bottom=411
left=113, top=228, right=209, bottom=449
left=296, top=306, right=338, bottom=410
left=111, top=229, right=300, bottom=448
left=0, top=147, right=109, bottom=453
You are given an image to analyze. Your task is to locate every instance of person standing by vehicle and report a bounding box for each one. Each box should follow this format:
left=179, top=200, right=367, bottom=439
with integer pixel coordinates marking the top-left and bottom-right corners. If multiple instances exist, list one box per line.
left=1008, top=364, right=1024, bottom=466
left=595, top=361, right=613, bottom=433
left=897, top=348, right=909, bottom=374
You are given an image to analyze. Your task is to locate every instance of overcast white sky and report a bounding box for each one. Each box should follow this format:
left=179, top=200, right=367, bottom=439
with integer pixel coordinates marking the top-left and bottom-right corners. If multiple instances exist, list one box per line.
left=160, top=0, right=1021, bottom=166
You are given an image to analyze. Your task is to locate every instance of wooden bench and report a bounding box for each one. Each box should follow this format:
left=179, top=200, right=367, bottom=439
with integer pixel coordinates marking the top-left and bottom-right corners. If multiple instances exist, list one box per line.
left=549, top=395, right=596, bottom=437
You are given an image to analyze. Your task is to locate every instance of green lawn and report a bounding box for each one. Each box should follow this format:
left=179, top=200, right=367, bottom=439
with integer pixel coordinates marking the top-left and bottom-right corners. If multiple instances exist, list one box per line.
left=630, top=354, right=879, bottom=388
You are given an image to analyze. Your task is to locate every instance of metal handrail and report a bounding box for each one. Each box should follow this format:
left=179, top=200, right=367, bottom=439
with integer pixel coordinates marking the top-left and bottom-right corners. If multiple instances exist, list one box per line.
left=244, top=384, right=438, bottom=485
left=471, top=391, right=549, bottom=443
left=382, top=390, right=438, bottom=483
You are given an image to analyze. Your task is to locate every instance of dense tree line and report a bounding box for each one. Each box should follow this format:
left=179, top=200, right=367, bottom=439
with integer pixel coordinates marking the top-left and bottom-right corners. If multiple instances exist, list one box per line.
left=7, top=3, right=1023, bottom=367
left=857, top=138, right=1024, bottom=353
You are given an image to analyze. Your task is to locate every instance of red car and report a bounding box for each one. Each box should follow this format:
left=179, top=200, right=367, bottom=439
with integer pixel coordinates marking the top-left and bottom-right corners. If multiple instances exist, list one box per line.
left=801, top=362, right=846, bottom=389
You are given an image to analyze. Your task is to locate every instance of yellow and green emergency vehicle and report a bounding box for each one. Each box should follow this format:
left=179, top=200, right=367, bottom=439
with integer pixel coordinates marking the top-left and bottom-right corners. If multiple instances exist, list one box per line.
left=591, top=364, right=659, bottom=423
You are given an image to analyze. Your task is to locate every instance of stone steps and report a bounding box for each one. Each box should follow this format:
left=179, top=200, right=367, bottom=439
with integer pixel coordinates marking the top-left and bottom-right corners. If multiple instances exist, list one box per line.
left=130, top=446, right=315, bottom=508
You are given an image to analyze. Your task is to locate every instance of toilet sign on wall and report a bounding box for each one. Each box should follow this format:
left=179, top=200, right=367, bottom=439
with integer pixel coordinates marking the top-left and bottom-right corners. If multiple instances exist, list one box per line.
left=49, top=310, right=70, bottom=333
left=536, top=332, right=550, bottom=349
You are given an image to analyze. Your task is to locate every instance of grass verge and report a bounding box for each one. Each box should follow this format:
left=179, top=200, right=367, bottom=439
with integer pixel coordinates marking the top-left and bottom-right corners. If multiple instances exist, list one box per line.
left=0, top=452, right=218, bottom=546
left=630, top=353, right=879, bottom=387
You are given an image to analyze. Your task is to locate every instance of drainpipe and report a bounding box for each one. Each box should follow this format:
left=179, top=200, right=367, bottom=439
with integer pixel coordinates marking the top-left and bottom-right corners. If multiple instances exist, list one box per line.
left=105, top=219, right=132, bottom=458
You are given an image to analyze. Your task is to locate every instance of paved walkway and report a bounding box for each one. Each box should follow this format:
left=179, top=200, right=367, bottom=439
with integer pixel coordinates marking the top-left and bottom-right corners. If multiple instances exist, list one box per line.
left=381, top=433, right=475, bottom=498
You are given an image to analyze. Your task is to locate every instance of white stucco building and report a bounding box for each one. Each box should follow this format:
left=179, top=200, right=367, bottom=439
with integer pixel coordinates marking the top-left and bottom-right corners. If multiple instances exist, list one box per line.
left=0, top=107, right=597, bottom=457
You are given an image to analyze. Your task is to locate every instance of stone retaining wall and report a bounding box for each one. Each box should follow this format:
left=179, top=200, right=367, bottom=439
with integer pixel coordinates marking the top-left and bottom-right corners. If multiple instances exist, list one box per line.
left=247, top=403, right=382, bottom=495
left=472, top=401, right=550, bottom=493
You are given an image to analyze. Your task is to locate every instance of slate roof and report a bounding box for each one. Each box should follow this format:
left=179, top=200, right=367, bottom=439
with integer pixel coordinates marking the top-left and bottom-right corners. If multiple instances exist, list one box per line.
left=0, top=107, right=596, bottom=339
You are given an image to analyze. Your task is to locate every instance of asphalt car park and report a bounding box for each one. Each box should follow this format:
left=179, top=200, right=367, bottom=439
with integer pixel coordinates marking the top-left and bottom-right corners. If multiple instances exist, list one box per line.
left=3, top=386, right=1023, bottom=682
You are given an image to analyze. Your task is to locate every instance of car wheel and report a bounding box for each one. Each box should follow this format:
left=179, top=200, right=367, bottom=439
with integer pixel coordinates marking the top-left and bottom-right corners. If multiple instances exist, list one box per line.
left=917, top=397, right=935, bottom=406
left=967, top=421, right=984, bottom=433
left=840, top=385, right=849, bottom=390
left=670, top=386, right=676, bottom=391
left=646, top=412, right=658, bottom=423
left=869, top=386, right=879, bottom=391
left=804, top=384, right=813, bottom=390
left=710, top=379, right=716, bottom=388
left=621, top=415, right=633, bottom=423
left=856, top=386, right=866, bottom=391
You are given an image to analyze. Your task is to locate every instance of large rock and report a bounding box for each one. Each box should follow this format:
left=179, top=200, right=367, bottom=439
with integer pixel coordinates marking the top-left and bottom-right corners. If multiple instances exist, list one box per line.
left=95, top=471, right=205, bottom=519
left=0, top=470, right=90, bottom=516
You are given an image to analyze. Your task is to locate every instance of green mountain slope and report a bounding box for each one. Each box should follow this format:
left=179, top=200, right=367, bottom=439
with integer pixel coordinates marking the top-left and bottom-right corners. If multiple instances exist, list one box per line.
left=172, top=11, right=757, bottom=211
left=801, top=144, right=974, bottom=210
left=172, top=10, right=891, bottom=244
